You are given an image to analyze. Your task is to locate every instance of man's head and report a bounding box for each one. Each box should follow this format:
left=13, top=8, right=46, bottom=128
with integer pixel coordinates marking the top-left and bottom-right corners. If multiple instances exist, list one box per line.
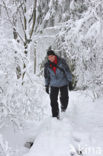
left=47, top=50, right=56, bottom=62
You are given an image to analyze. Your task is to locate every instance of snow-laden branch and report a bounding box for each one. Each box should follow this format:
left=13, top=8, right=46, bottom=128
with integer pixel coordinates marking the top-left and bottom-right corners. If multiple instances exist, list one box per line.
left=2, top=0, right=25, bottom=43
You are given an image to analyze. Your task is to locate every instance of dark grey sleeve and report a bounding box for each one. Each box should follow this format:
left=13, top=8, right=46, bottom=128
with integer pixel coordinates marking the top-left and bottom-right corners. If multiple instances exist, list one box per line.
left=62, top=59, right=72, bottom=82
left=44, top=65, right=50, bottom=86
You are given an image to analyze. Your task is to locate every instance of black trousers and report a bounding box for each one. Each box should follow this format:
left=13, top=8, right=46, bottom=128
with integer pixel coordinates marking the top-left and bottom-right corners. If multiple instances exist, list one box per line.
left=50, top=85, right=69, bottom=117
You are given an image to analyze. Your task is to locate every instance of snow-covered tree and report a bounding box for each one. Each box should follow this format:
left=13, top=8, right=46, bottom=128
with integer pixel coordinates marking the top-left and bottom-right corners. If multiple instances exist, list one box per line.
left=0, top=0, right=47, bottom=128
left=1, top=0, right=37, bottom=83
left=51, top=0, right=103, bottom=97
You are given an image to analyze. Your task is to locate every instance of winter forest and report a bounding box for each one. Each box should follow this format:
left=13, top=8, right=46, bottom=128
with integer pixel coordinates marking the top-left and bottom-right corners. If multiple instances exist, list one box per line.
left=0, top=0, right=103, bottom=156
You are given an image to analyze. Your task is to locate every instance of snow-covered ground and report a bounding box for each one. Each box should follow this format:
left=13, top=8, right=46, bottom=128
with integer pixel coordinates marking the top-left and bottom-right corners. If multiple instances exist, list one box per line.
left=0, top=87, right=103, bottom=156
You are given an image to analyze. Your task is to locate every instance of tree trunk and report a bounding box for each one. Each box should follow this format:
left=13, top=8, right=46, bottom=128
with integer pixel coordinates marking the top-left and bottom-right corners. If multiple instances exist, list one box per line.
left=34, top=48, right=36, bottom=74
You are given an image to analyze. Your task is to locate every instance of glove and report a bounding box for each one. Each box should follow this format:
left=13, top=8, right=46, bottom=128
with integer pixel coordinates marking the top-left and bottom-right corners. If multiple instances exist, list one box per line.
left=45, top=85, right=49, bottom=94
left=69, top=82, right=73, bottom=91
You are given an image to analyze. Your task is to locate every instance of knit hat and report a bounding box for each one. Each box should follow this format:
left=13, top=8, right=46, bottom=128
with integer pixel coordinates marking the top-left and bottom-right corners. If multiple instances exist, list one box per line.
left=47, top=50, right=55, bottom=56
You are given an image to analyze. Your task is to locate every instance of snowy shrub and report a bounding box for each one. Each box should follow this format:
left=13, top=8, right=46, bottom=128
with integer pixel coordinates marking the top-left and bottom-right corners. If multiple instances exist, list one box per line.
left=0, top=40, right=45, bottom=126
left=0, top=69, right=46, bottom=129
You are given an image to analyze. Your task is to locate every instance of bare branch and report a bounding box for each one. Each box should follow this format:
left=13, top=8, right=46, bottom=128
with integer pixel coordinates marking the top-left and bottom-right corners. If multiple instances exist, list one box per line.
left=30, top=0, right=37, bottom=39
left=18, top=0, right=28, bottom=41
left=2, top=0, right=14, bottom=26
left=2, top=0, right=25, bottom=43
left=15, top=1, right=27, bottom=40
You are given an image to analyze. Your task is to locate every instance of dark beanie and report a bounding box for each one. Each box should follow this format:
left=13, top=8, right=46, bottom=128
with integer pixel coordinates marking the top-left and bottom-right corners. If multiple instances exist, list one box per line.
left=47, top=50, right=55, bottom=56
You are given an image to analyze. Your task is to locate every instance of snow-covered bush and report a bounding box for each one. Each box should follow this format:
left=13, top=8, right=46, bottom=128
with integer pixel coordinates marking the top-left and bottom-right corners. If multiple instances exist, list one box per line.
left=0, top=39, right=45, bottom=129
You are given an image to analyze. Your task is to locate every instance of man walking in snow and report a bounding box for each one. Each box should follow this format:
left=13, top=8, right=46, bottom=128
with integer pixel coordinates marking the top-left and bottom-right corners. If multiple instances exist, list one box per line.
left=44, top=50, right=73, bottom=119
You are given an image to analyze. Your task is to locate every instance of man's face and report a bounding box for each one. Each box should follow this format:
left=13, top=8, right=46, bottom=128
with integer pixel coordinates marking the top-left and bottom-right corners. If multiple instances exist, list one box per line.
left=48, top=55, right=55, bottom=62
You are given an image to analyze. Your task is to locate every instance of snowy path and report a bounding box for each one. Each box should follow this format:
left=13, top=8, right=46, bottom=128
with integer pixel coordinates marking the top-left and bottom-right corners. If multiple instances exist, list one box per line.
left=24, top=91, right=103, bottom=156
left=24, top=117, right=76, bottom=156
left=1, top=90, right=103, bottom=156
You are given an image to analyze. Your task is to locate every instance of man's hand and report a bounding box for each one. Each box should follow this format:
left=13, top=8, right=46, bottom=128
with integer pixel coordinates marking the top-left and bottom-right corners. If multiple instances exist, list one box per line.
left=45, top=85, right=49, bottom=94
left=69, top=82, right=73, bottom=91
